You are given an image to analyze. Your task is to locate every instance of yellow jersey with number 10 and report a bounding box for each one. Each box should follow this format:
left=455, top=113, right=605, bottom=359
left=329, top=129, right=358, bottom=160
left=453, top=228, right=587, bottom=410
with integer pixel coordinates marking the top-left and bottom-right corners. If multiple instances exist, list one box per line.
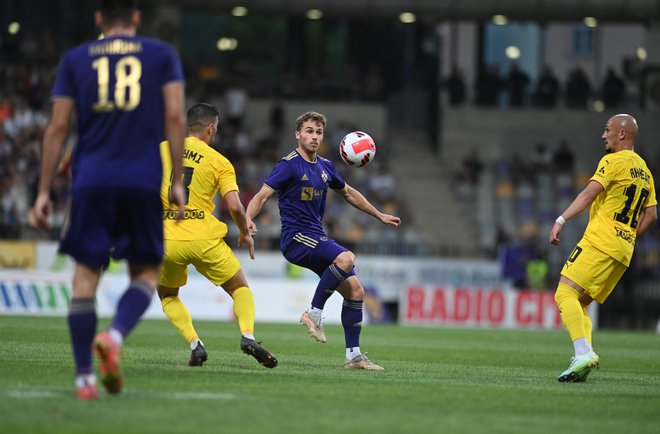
left=584, top=149, right=656, bottom=266
left=160, top=136, right=239, bottom=240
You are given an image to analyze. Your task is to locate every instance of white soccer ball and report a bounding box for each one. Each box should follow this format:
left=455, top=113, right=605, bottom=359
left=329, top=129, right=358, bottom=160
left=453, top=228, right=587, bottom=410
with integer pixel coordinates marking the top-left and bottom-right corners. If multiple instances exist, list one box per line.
left=339, top=131, right=376, bottom=167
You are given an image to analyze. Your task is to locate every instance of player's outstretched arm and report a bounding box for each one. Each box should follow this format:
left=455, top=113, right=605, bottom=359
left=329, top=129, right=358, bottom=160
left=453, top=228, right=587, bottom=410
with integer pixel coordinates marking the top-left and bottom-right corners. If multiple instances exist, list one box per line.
left=336, top=184, right=401, bottom=228
left=246, top=184, right=275, bottom=235
left=549, top=180, right=603, bottom=245
left=636, top=205, right=657, bottom=237
left=31, top=98, right=73, bottom=231
left=163, top=82, right=186, bottom=219
left=224, top=190, right=255, bottom=259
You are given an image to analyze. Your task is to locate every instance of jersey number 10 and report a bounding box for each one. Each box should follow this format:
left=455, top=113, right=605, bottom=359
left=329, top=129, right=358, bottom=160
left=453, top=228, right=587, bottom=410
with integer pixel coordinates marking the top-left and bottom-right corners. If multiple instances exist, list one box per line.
left=614, top=184, right=649, bottom=229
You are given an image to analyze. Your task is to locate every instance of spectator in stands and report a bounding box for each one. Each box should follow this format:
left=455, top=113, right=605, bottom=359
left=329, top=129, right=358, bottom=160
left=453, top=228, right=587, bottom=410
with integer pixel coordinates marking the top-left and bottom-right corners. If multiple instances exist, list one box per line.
left=476, top=64, right=503, bottom=106
left=553, top=140, right=575, bottom=173
left=530, top=142, right=553, bottom=173
left=602, top=67, right=625, bottom=108
left=461, top=149, right=483, bottom=185
left=507, top=64, right=530, bottom=107
left=364, top=63, right=385, bottom=101
left=534, top=65, right=560, bottom=108
left=444, top=65, right=467, bottom=106
left=565, top=66, right=591, bottom=108
left=224, top=78, right=249, bottom=132
left=367, top=163, right=397, bottom=203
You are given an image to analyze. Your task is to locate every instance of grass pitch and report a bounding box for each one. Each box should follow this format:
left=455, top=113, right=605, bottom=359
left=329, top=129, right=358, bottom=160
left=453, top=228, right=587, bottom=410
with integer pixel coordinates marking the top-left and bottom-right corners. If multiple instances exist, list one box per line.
left=1, top=316, right=659, bottom=434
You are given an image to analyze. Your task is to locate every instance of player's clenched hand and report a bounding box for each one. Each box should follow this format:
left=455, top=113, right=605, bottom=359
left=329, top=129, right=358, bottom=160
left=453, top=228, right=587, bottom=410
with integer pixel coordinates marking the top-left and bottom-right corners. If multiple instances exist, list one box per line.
left=549, top=222, right=562, bottom=245
left=238, top=232, right=255, bottom=260
left=380, top=213, right=401, bottom=228
left=169, top=180, right=186, bottom=221
left=30, top=192, right=52, bottom=232
left=246, top=216, right=257, bottom=237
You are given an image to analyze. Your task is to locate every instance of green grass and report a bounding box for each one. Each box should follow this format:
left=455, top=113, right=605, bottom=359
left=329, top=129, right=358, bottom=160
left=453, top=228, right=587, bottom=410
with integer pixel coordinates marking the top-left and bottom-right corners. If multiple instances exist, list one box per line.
left=1, top=316, right=659, bottom=434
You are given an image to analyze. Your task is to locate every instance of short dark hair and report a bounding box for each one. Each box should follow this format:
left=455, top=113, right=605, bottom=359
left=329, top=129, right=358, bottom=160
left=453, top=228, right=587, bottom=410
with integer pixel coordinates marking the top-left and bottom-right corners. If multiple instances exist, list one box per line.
left=295, top=111, right=326, bottom=131
left=187, top=103, right=219, bottom=132
left=99, top=0, right=138, bottom=26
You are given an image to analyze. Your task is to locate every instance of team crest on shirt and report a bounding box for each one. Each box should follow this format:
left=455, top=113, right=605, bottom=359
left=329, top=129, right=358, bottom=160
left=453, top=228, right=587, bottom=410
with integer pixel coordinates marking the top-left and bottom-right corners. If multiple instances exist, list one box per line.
left=321, top=171, right=328, bottom=183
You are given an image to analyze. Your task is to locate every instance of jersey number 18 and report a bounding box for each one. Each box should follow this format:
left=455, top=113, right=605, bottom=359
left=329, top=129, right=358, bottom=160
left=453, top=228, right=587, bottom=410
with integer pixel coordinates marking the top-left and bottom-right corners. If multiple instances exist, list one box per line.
left=92, top=55, right=142, bottom=112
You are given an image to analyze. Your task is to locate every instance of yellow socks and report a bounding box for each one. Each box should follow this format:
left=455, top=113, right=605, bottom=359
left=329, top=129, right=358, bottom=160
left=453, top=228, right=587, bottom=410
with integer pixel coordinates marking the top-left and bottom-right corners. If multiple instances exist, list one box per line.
left=554, top=282, right=587, bottom=342
left=231, top=286, right=255, bottom=336
left=161, top=296, right=198, bottom=344
left=582, top=305, right=593, bottom=345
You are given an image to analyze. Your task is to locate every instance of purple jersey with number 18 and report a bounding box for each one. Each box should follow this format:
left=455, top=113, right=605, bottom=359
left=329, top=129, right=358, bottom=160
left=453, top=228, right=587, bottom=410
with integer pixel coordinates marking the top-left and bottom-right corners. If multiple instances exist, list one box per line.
left=52, top=35, right=184, bottom=193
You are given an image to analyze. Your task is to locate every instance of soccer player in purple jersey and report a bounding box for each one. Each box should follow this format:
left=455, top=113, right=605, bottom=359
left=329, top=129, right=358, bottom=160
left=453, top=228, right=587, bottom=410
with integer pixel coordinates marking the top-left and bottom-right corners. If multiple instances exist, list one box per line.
left=246, top=111, right=401, bottom=370
left=30, top=0, right=186, bottom=399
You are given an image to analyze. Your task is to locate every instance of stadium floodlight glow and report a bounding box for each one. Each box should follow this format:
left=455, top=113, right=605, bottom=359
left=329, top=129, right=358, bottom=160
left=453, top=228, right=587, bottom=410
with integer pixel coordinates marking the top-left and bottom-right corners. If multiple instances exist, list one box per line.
left=492, top=15, right=508, bottom=25
left=216, top=37, right=238, bottom=51
left=583, top=17, right=598, bottom=27
left=592, top=100, right=605, bottom=112
left=231, top=6, right=248, bottom=17
left=306, top=9, right=323, bottom=20
left=399, top=12, right=416, bottom=24
left=636, top=47, right=647, bottom=61
left=8, top=21, right=20, bottom=35
left=505, top=45, right=521, bottom=60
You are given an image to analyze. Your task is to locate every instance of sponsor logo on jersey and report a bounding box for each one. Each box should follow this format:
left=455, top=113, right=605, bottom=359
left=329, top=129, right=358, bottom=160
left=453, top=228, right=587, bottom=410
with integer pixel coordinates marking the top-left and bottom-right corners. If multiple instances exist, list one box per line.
left=301, top=173, right=309, bottom=181
left=614, top=227, right=635, bottom=245
left=163, top=209, right=206, bottom=220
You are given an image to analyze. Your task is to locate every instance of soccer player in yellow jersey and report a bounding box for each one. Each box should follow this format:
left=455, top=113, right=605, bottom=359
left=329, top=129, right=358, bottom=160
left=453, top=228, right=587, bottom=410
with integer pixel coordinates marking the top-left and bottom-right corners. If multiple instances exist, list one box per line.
left=159, top=103, right=277, bottom=368
left=549, top=114, right=657, bottom=382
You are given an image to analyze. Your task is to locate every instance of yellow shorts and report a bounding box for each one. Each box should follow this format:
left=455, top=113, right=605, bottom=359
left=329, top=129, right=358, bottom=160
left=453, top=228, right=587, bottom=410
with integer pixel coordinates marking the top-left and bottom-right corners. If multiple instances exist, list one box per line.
left=560, top=238, right=627, bottom=304
left=160, top=238, right=241, bottom=288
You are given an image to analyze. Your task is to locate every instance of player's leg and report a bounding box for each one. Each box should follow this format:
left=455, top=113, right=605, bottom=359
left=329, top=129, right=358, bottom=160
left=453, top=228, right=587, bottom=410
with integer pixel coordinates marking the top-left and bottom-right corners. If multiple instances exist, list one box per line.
left=158, top=240, right=206, bottom=366
left=158, top=285, right=207, bottom=366
left=294, top=240, right=354, bottom=343
left=58, top=188, right=115, bottom=399
left=555, top=277, right=599, bottom=382
left=221, top=270, right=277, bottom=368
left=310, top=250, right=355, bottom=310
left=336, top=276, right=383, bottom=371
left=93, top=188, right=163, bottom=393
left=198, top=239, right=277, bottom=368
left=582, top=305, right=593, bottom=345
left=555, top=279, right=591, bottom=355
left=93, top=263, right=159, bottom=393
left=68, top=262, right=102, bottom=399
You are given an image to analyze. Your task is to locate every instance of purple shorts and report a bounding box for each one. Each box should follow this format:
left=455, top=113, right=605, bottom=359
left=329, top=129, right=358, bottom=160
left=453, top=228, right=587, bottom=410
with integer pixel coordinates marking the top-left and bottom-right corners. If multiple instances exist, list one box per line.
left=282, top=232, right=354, bottom=277
left=59, top=187, right=163, bottom=268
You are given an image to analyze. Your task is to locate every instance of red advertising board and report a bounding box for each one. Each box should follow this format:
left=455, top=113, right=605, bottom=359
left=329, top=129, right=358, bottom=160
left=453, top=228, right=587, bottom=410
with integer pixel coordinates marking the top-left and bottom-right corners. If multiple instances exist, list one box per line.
left=400, top=286, right=597, bottom=329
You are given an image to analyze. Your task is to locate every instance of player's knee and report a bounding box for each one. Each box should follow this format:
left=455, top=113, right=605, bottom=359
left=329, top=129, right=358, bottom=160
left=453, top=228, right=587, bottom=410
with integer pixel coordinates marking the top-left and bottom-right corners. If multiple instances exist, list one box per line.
left=554, top=282, right=578, bottom=308
left=335, top=251, right=355, bottom=272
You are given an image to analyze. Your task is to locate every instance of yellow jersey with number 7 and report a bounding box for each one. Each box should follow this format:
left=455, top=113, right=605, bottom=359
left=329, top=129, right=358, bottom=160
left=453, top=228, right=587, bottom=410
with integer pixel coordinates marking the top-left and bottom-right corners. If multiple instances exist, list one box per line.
left=160, top=136, right=239, bottom=240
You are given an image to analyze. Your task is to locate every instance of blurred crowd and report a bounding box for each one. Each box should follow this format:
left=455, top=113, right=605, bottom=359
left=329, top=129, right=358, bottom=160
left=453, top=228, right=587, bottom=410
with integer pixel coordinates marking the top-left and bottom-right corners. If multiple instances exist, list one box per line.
left=443, top=63, right=629, bottom=109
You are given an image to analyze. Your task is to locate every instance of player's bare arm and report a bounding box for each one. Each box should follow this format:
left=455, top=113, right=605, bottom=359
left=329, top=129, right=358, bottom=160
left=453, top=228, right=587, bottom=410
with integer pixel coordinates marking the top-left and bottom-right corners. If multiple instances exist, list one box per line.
left=549, top=180, right=604, bottom=245
left=336, top=184, right=401, bottom=228
left=246, top=184, right=276, bottom=235
left=163, top=82, right=186, bottom=220
left=31, top=98, right=74, bottom=231
left=224, top=190, right=255, bottom=260
left=635, top=205, right=658, bottom=237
